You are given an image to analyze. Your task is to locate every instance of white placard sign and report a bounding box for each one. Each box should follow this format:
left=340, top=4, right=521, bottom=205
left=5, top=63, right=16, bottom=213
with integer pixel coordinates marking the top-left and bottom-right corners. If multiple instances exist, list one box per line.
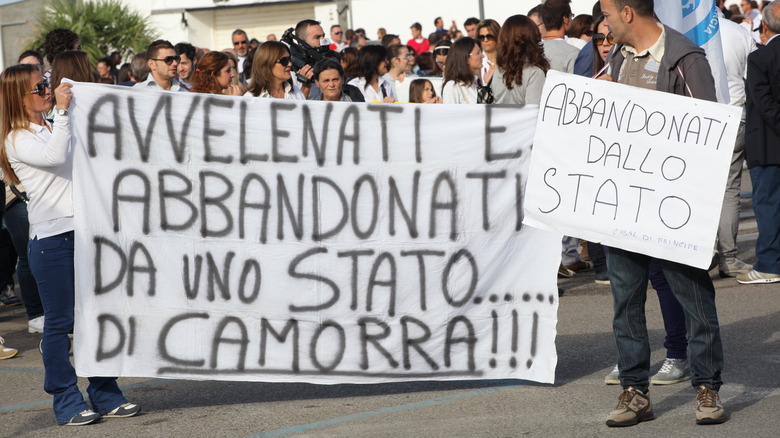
left=70, top=83, right=561, bottom=384
left=524, top=71, right=741, bottom=269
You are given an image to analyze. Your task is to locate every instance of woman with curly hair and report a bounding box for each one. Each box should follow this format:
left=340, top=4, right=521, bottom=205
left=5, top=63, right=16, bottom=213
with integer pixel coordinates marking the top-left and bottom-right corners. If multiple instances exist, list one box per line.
left=189, top=51, right=243, bottom=95
left=491, top=14, right=550, bottom=105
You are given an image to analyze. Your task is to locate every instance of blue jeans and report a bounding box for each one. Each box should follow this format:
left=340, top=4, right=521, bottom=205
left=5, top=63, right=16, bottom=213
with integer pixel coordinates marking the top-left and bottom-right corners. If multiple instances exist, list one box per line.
left=607, top=247, right=723, bottom=394
left=749, top=166, right=780, bottom=274
left=4, top=201, right=43, bottom=320
left=29, top=231, right=127, bottom=424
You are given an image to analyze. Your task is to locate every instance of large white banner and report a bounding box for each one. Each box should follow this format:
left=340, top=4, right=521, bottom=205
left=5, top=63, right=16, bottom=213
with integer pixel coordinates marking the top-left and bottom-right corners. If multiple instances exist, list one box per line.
left=524, top=71, right=741, bottom=269
left=70, top=83, right=560, bottom=384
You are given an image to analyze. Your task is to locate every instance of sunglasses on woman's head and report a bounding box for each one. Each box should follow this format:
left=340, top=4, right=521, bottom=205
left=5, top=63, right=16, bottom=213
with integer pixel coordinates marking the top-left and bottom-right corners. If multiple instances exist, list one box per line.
left=276, top=56, right=291, bottom=67
left=25, top=79, right=50, bottom=97
left=593, top=33, right=615, bottom=45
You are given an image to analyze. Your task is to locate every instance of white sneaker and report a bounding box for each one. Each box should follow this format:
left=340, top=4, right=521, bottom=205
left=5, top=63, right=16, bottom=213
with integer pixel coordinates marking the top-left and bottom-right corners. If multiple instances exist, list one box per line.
left=28, top=315, right=44, bottom=334
left=604, top=364, right=620, bottom=385
left=651, top=358, right=691, bottom=385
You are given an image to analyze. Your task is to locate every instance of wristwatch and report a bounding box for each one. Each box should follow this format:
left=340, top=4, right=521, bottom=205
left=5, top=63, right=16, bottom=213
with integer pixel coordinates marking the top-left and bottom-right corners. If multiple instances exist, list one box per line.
left=55, top=108, right=68, bottom=116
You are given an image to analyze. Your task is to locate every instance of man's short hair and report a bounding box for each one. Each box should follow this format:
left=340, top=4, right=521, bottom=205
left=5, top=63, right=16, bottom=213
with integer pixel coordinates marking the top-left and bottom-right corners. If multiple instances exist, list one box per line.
left=331, top=24, right=342, bottom=31
left=527, top=4, right=543, bottom=16
left=130, top=51, right=149, bottom=82
left=541, top=0, right=573, bottom=30
left=146, top=39, right=175, bottom=60
left=411, top=22, right=422, bottom=31
left=434, top=17, right=442, bottom=26
left=43, top=28, right=79, bottom=64
left=18, top=50, right=44, bottom=64
left=175, top=42, right=196, bottom=61
left=763, top=0, right=780, bottom=34
left=295, top=19, right=321, bottom=39
left=464, top=17, right=480, bottom=28
left=609, top=0, right=655, bottom=18
left=232, top=29, right=248, bottom=39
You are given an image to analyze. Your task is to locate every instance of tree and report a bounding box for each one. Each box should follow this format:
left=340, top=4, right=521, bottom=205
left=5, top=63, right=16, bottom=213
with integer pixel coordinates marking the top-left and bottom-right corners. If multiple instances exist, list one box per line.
left=26, top=0, right=157, bottom=65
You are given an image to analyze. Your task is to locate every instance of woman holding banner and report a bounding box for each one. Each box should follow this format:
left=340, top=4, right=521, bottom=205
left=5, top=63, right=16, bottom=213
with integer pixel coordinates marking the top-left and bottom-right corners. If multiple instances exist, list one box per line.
left=491, top=14, right=549, bottom=105
left=0, top=65, right=140, bottom=426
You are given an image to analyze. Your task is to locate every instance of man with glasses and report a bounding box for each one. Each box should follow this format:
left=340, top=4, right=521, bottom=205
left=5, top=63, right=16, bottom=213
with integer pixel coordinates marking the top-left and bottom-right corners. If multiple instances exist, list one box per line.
left=599, top=0, right=725, bottom=427
left=232, top=29, right=250, bottom=77
left=134, top=40, right=187, bottom=92
left=329, top=24, right=347, bottom=51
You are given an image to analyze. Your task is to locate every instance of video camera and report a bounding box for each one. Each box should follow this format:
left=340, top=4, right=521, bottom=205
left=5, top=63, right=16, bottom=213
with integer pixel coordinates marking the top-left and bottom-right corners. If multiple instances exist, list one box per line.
left=281, top=27, right=339, bottom=84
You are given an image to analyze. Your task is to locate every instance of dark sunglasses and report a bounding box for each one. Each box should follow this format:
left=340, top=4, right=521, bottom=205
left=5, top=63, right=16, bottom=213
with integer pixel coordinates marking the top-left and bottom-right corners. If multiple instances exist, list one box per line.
left=434, top=46, right=450, bottom=56
left=151, top=55, right=181, bottom=65
left=478, top=34, right=496, bottom=42
left=25, top=79, right=50, bottom=97
left=593, top=33, right=615, bottom=45
left=333, top=31, right=343, bottom=35
left=276, top=56, right=292, bottom=67
left=233, top=40, right=248, bottom=45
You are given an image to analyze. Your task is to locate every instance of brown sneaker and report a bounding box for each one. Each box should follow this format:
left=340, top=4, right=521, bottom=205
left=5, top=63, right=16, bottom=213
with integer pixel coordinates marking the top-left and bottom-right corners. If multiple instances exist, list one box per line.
left=696, top=386, right=727, bottom=425
left=606, top=387, right=655, bottom=427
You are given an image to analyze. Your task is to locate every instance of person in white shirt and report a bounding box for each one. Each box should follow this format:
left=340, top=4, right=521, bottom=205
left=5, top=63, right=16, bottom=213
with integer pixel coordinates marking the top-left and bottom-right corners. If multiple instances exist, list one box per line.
left=348, top=45, right=396, bottom=102
left=329, top=24, right=348, bottom=51
left=245, top=41, right=305, bottom=99
left=384, top=44, right=412, bottom=93
left=441, top=37, right=484, bottom=104
left=0, top=64, right=141, bottom=426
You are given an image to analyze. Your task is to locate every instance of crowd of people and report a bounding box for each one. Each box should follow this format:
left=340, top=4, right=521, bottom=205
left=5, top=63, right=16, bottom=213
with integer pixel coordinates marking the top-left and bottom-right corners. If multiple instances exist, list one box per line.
left=1, top=0, right=779, bottom=429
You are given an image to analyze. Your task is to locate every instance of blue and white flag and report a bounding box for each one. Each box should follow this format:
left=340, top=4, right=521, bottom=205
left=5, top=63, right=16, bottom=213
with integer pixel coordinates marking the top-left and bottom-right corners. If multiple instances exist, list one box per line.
left=655, top=0, right=730, bottom=103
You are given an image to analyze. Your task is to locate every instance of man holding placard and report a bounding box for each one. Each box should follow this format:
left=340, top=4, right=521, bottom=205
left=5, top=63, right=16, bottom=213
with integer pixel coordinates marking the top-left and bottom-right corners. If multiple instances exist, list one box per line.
left=599, top=0, right=726, bottom=427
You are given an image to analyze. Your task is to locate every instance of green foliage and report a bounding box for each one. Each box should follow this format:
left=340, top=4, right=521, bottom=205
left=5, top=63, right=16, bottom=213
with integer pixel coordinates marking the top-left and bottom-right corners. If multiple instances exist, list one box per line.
left=26, top=0, right=157, bottom=65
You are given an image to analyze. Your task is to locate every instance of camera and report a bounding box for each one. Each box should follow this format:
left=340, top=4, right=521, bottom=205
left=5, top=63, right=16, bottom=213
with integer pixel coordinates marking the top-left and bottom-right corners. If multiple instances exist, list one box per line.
left=281, top=28, right=339, bottom=84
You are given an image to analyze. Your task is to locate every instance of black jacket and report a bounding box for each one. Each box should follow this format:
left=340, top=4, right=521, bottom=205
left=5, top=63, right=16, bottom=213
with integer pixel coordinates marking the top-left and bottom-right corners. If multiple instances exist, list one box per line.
left=745, top=36, right=780, bottom=167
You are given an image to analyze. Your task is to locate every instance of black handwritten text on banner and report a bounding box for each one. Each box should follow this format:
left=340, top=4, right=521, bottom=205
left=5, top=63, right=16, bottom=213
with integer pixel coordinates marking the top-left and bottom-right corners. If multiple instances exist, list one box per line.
left=70, top=83, right=560, bottom=384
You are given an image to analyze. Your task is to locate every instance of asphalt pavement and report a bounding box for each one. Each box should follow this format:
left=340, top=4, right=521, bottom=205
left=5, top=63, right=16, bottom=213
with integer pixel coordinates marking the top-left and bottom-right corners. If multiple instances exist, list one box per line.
left=1, top=172, right=778, bottom=438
